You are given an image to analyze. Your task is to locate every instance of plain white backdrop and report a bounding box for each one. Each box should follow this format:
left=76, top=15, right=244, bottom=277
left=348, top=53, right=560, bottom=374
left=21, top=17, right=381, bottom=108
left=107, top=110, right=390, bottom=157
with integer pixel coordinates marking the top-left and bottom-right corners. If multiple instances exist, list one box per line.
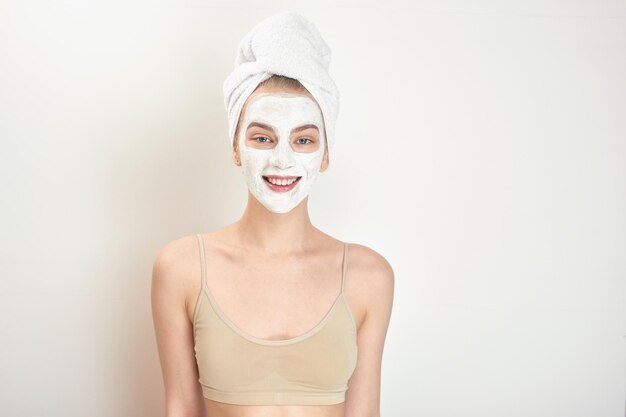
left=1, top=1, right=625, bottom=416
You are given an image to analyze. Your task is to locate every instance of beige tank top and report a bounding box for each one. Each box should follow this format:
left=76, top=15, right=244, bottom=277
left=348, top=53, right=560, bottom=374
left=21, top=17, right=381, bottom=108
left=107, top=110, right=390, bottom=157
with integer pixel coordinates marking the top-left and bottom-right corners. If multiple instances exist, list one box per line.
left=192, top=234, right=358, bottom=405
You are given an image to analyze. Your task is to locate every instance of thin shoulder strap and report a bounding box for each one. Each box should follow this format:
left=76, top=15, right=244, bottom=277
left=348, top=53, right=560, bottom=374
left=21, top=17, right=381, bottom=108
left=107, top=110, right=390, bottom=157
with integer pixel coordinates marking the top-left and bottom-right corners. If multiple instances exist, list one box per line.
left=341, top=242, right=349, bottom=293
left=195, top=233, right=207, bottom=290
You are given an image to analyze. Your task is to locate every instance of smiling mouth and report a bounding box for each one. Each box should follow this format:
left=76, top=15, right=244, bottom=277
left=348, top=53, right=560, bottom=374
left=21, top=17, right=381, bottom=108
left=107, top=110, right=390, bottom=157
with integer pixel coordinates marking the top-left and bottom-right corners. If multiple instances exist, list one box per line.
left=262, top=175, right=302, bottom=192
left=263, top=176, right=301, bottom=185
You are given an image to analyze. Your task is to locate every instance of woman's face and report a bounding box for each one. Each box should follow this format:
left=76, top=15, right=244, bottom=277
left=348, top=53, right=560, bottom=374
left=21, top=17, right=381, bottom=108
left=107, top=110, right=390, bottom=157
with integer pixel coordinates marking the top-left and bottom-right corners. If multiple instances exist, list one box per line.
left=235, top=89, right=328, bottom=214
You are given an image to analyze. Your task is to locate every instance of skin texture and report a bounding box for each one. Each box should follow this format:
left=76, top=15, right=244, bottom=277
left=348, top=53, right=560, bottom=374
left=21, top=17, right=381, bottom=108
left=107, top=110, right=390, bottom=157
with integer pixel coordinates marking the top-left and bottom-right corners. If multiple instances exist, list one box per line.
left=151, top=84, right=394, bottom=417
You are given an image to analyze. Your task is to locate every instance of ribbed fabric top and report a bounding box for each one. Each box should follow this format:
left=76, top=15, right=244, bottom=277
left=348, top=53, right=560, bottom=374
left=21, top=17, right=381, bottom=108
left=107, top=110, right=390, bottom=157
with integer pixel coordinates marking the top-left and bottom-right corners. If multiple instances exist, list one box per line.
left=192, top=234, right=358, bottom=406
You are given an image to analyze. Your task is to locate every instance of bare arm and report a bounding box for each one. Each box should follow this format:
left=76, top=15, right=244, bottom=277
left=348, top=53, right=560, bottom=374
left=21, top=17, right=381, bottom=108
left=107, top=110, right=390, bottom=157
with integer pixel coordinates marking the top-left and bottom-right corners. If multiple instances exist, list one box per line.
left=151, top=238, right=206, bottom=417
left=344, top=247, right=395, bottom=417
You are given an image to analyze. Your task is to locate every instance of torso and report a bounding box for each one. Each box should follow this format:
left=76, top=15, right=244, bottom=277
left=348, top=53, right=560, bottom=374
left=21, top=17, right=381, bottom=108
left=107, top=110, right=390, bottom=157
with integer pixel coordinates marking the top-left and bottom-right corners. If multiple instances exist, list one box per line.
left=184, top=228, right=367, bottom=417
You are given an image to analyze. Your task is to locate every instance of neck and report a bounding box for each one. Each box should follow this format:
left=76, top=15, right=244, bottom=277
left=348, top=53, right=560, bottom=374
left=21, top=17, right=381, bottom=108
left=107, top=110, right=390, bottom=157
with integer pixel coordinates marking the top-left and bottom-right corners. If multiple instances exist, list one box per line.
left=233, top=191, right=317, bottom=255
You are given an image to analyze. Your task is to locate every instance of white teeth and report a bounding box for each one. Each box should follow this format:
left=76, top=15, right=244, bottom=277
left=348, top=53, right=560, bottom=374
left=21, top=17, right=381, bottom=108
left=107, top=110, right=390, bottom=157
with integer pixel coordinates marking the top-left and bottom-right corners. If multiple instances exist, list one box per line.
left=266, top=177, right=297, bottom=186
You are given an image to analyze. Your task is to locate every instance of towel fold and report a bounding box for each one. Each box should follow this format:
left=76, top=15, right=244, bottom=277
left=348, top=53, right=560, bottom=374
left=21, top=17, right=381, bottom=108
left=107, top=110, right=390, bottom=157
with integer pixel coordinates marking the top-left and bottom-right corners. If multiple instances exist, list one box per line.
left=223, top=11, right=340, bottom=154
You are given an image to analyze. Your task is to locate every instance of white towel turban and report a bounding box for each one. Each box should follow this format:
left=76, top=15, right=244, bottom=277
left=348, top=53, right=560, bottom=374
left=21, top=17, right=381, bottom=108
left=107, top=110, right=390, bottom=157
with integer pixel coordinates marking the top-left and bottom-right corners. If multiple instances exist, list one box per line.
left=223, top=11, right=340, bottom=154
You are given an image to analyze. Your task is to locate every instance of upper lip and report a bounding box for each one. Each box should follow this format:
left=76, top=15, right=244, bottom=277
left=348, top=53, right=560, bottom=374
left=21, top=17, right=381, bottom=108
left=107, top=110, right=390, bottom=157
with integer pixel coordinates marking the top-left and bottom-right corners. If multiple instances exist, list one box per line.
left=263, top=175, right=301, bottom=180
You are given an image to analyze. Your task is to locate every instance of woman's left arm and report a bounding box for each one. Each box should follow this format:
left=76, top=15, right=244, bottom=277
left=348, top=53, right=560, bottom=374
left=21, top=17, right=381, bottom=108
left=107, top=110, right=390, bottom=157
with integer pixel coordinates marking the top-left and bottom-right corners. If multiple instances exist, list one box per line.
left=344, top=250, right=395, bottom=417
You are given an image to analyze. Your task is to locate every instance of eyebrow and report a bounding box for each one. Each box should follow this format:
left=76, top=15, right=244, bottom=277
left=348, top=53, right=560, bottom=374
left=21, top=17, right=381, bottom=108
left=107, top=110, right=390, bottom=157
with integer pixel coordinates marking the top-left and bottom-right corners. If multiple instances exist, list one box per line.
left=246, top=121, right=319, bottom=135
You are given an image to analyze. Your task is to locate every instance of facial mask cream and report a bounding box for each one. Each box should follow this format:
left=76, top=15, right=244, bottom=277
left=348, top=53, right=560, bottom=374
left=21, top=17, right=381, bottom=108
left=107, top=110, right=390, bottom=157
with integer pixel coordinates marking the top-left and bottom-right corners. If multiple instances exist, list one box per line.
left=237, top=92, right=326, bottom=214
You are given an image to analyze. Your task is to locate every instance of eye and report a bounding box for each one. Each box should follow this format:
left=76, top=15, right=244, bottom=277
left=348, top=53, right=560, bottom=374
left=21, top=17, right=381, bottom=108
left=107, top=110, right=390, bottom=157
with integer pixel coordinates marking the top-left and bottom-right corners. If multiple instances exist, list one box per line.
left=296, top=137, right=313, bottom=145
left=255, top=136, right=272, bottom=143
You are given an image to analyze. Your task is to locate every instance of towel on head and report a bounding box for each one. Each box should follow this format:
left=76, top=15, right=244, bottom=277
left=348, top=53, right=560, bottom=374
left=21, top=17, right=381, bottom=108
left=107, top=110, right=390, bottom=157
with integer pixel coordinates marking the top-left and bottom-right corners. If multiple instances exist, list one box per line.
left=223, top=11, right=340, bottom=154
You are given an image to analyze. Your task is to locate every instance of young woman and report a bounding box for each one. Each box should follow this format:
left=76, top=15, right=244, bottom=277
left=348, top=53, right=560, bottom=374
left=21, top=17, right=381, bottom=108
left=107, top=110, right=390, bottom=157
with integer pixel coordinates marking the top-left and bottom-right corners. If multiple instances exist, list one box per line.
left=151, top=12, right=394, bottom=417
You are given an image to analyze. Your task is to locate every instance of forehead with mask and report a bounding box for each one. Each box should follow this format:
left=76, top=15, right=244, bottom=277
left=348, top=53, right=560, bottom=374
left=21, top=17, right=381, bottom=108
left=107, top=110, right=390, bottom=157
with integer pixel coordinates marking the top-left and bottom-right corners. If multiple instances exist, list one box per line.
left=232, top=75, right=330, bottom=214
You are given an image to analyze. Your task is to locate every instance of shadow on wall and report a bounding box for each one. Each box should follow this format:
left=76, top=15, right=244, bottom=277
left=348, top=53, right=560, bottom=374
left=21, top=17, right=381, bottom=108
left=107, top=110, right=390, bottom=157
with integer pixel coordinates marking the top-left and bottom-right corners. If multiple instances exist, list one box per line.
left=94, top=76, right=243, bottom=416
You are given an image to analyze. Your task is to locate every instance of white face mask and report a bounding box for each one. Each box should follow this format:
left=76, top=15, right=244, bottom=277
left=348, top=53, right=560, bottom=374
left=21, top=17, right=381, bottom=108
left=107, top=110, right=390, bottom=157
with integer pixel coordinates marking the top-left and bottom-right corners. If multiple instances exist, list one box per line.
left=236, top=92, right=326, bottom=214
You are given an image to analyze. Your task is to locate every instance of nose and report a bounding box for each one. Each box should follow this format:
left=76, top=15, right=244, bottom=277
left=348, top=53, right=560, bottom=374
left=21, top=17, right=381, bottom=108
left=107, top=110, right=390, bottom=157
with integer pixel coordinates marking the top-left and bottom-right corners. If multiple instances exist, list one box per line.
left=269, top=141, right=295, bottom=169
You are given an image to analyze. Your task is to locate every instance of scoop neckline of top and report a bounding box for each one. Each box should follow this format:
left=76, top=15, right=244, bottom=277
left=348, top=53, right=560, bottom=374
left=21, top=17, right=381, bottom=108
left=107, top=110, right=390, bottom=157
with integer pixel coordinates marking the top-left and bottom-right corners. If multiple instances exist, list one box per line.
left=202, top=285, right=346, bottom=346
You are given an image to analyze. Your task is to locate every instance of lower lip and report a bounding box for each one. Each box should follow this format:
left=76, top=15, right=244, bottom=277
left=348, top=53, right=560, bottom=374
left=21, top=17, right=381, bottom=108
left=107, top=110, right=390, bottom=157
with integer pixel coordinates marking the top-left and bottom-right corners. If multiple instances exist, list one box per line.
left=263, top=176, right=302, bottom=192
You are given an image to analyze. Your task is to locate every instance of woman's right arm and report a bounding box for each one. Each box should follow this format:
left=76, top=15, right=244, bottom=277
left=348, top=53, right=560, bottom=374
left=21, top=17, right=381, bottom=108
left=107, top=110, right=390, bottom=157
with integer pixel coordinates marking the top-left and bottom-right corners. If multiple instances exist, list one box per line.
left=151, top=239, right=206, bottom=417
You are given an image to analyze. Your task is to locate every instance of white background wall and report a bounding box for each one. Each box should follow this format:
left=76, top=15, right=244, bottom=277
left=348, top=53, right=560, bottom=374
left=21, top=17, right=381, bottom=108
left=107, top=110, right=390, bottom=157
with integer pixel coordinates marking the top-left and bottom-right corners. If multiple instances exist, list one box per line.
left=1, top=1, right=624, bottom=416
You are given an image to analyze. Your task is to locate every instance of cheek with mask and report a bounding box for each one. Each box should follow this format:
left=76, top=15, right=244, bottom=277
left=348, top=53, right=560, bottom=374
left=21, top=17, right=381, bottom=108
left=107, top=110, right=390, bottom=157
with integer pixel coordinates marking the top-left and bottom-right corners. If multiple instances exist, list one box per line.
left=236, top=92, right=326, bottom=214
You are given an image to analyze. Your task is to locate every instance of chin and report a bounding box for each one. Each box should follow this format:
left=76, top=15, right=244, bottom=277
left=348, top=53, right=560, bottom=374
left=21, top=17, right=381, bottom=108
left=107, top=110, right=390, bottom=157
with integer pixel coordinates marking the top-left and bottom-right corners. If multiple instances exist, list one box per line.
left=261, top=199, right=305, bottom=214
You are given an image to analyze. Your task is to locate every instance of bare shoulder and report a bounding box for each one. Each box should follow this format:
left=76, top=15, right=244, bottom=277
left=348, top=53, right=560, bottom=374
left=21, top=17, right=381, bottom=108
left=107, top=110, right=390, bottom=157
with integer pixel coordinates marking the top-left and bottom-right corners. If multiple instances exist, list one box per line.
left=152, top=234, right=198, bottom=280
left=347, top=242, right=395, bottom=293
left=151, top=234, right=203, bottom=311
left=345, top=242, right=395, bottom=326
